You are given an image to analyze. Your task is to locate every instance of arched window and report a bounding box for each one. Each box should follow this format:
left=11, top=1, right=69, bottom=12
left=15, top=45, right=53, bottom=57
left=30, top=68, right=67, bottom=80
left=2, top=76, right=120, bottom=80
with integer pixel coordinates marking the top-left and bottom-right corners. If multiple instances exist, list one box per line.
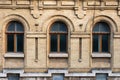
left=6, top=21, right=24, bottom=53
left=92, top=22, right=110, bottom=53
left=50, top=21, right=68, bottom=53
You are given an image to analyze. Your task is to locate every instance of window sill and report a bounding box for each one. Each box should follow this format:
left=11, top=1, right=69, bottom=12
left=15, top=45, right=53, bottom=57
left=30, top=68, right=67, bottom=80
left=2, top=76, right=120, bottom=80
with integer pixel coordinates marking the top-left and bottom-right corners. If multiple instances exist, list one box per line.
left=49, top=53, right=68, bottom=58
left=4, top=53, right=24, bottom=58
left=92, top=53, right=111, bottom=58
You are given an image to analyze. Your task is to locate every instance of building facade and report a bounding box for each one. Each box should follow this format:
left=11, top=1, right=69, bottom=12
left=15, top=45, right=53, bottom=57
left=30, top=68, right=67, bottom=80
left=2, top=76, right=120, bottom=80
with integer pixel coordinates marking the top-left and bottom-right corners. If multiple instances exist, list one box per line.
left=0, top=0, right=120, bottom=80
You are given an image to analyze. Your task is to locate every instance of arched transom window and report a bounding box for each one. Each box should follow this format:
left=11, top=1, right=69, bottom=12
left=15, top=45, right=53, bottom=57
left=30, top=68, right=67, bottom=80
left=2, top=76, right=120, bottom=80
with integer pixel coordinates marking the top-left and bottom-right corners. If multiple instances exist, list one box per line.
left=6, top=21, right=24, bottom=53
left=92, top=22, right=110, bottom=53
left=50, top=21, right=68, bottom=53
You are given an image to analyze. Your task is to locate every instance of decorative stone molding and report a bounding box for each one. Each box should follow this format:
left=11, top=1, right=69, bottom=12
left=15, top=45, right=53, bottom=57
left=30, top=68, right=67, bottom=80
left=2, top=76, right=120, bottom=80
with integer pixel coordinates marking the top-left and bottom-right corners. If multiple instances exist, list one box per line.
left=42, top=15, right=74, bottom=32
left=74, top=7, right=86, bottom=19
left=84, top=0, right=118, bottom=10
left=71, top=34, right=90, bottom=38
left=92, top=53, right=111, bottom=58
left=3, top=69, right=24, bottom=74
left=118, top=7, right=120, bottom=16
left=48, top=69, right=68, bottom=74
left=30, top=0, right=43, bottom=19
left=2, top=14, right=30, bottom=32
left=105, top=0, right=118, bottom=6
left=1, top=69, right=120, bottom=77
left=85, top=16, right=118, bottom=32
left=114, top=32, right=120, bottom=38
left=74, top=0, right=86, bottom=19
left=30, top=8, right=42, bottom=19
left=0, top=0, right=119, bottom=11
left=26, top=32, right=46, bottom=38
left=71, top=32, right=90, bottom=38
left=0, top=0, right=12, bottom=5
left=4, top=53, right=24, bottom=58
left=16, top=0, right=30, bottom=5
left=0, top=73, right=6, bottom=77
left=49, top=53, right=68, bottom=58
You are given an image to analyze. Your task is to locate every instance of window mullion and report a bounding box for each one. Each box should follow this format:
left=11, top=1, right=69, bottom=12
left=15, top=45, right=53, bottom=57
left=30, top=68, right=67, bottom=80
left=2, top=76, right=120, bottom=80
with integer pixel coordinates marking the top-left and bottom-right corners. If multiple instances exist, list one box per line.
left=58, top=34, right=60, bottom=53
left=108, top=34, right=110, bottom=52
left=66, top=34, right=68, bottom=53
left=15, top=22, right=17, bottom=53
left=14, top=34, right=17, bottom=53
left=99, top=35, right=102, bottom=53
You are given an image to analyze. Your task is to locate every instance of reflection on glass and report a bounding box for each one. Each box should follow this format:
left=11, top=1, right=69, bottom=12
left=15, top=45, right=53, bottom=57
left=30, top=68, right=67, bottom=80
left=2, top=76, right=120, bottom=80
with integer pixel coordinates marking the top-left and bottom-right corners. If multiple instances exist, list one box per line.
left=7, top=21, right=24, bottom=32
left=16, top=22, right=24, bottom=32
left=7, top=22, right=15, bottom=31
left=51, top=23, right=58, bottom=31
left=93, top=22, right=110, bottom=32
left=50, top=21, right=67, bottom=32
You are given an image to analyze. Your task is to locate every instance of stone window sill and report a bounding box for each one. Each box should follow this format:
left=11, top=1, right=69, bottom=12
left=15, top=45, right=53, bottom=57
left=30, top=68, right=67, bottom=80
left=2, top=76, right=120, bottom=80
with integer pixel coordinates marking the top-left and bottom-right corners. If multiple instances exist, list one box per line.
left=4, top=53, right=24, bottom=58
left=49, top=53, right=68, bottom=58
left=92, top=53, right=111, bottom=58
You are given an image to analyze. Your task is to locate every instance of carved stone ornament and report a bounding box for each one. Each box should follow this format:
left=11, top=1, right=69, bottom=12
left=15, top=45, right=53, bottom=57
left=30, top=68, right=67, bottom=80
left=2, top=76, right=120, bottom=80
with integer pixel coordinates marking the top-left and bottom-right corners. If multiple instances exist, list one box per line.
left=30, top=1, right=43, bottom=19
left=74, top=0, right=86, bottom=19
left=74, top=7, right=86, bottom=19
left=31, top=10, right=40, bottom=19
left=118, top=7, right=120, bottom=16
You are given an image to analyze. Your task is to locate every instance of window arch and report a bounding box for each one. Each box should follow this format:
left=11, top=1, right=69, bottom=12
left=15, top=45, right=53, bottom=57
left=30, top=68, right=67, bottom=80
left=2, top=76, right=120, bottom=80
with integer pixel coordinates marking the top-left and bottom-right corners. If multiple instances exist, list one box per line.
left=6, top=21, right=24, bottom=53
left=50, top=21, right=68, bottom=53
left=92, top=22, right=110, bottom=53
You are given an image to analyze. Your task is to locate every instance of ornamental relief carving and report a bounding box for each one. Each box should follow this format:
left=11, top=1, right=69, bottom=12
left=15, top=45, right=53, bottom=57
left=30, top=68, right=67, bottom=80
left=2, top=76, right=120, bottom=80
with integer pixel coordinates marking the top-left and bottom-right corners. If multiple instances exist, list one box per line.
left=30, top=0, right=43, bottom=19
left=0, top=0, right=119, bottom=19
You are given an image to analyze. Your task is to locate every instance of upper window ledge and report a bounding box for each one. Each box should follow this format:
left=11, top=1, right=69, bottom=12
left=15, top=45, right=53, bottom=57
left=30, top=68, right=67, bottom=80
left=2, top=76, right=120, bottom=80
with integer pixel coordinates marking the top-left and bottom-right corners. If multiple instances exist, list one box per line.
left=92, top=53, right=111, bottom=58
left=4, top=53, right=24, bottom=58
left=49, top=53, right=68, bottom=58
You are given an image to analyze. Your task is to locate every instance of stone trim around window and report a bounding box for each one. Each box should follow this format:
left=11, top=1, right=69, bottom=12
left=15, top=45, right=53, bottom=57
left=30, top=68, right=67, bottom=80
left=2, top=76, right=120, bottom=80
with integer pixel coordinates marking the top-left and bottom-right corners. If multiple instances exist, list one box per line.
left=92, top=53, right=111, bottom=58
left=4, top=53, right=24, bottom=58
left=49, top=53, right=68, bottom=58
